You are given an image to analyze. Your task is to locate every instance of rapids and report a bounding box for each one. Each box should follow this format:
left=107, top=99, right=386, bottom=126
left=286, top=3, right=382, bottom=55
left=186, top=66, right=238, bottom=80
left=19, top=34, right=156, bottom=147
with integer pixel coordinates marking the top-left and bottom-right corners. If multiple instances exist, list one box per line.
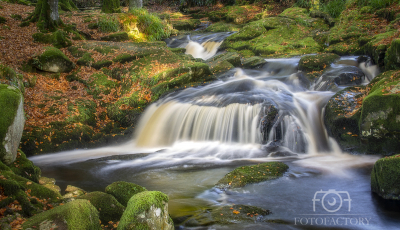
left=30, top=33, right=400, bottom=229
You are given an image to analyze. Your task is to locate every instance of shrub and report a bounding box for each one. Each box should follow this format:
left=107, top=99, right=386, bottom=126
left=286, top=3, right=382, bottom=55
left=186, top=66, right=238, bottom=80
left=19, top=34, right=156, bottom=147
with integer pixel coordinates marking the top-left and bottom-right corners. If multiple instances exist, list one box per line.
left=121, top=8, right=172, bottom=41
left=357, top=0, right=396, bottom=9
left=97, top=15, right=120, bottom=33
left=321, top=0, right=346, bottom=18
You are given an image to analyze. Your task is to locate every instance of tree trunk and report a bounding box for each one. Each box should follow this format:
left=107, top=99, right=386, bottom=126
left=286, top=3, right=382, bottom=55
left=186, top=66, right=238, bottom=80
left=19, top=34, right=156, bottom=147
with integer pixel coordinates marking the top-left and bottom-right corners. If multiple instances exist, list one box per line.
left=102, top=0, right=121, bottom=13
left=26, top=0, right=62, bottom=32
left=129, top=0, right=142, bottom=10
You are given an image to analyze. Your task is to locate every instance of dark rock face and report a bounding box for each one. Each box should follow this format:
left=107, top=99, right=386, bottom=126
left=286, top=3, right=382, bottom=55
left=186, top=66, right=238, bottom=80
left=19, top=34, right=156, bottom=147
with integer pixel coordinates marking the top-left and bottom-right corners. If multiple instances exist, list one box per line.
left=313, top=66, right=365, bottom=91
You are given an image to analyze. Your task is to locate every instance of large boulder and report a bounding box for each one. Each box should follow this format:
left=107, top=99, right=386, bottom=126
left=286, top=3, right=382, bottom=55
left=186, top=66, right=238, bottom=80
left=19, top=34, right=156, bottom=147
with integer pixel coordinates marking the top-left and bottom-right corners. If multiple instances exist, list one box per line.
left=384, top=38, right=400, bottom=71
left=118, top=191, right=174, bottom=230
left=216, top=162, right=288, bottom=189
left=32, top=47, right=75, bottom=73
left=105, top=181, right=147, bottom=206
left=22, top=199, right=101, bottom=229
left=0, top=84, right=25, bottom=165
left=298, top=53, right=340, bottom=81
left=371, top=154, right=400, bottom=200
left=0, top=64, right=24, bottom=93
left=76, top=191, right=125, bottom=223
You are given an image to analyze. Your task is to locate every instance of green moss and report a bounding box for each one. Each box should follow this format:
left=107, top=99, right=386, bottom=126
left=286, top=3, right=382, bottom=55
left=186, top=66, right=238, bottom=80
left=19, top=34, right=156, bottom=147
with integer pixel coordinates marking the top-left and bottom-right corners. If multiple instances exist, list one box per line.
left=225, top=23, right=266, bottom=41
left=33, top=46, right=75, bottom=73
left=65, top=100, right=97, bottom=126
left=67, top=46, right=86, bottom=57
left=101, top=0, right=121, bottom=13
left=172, top=19, right=201, bottom=31
left=205, top=22, right=242, bottom=32
left=0, top=16, right=6, bottom=24
left=88, top=22, right=98, bottom=29
left=77, top=52, right=94, bottom=66
left=241, top=56, right=267, bottom=68
left=113, top=53, right=135, bottom=63
left=105, top=181, right=147, bottom=207
left=207, top=52, right=241, bottom=67
left=237, top=49, right=255, bottom=57
left=384, top=38, right=400, bottom=71
left=86, top=73, right=117, bottom=97
left=0, top=64, right=24, bottom=92
left=100, top=32, right=129, bottom=42
left=94, top=45, right=118, bottom=54
left=11, top=14, right=22, bottom=20
left=118, top=191, right=169, bottom=230
left=76, top=191, right=125, bottom=223
left=32, top=30, right=72, bottom=48
left=371, top=155, right=400, bottom=200
left=209, top=60, right=234, bottom=74
left=0, top=84, right=22, bottom=164
left=298, top=53, right=340, bottom=73
left=7, top=150, right=41, bottom=183
left=92, top=60, right=113, bottom=70
left=19, top=21, right=30, bottom=27
left=364, top=30, right=397, bottom=67
left=22, top=199, right=101, bottom=229
left=216, top=162, right=289, bottom=188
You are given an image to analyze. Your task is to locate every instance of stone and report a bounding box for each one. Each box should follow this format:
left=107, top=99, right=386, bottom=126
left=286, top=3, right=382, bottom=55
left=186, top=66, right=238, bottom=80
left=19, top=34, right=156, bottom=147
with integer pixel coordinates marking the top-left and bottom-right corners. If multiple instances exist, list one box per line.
left=118, top=191, right=174, bottom=230
left=105, top=181, right=147, bottom=207
left=0, top=84, right=25, bottom=165
left=371, top=154, right=400, bottom=200
left=32, top=47, right=75, bottom=73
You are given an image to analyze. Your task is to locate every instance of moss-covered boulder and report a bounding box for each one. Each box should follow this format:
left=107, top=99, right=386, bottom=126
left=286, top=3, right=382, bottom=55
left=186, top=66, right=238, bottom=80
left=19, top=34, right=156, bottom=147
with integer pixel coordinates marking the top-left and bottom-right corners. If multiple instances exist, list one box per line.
left=76, top=52, right=94, bottom=66
left=32, top=47, right=75, bottom=73
left=241, top=56, right=266, bottom=68
left=32, top=30, right=72, bottom=48
left=0, top=63, right=24, bottom=93
left=63, top=185, right=86, bottom=199
left=8, top=150, right=41, bottom=183
left=0, top=84, right=24, bottom=165
left=105, top=181, right=147, bottom=207
left=182, top=204, right=270, bottom=226
left=299, top=53, right=340, bottom=73
left=171, top=19, right=201, bottom=31
left=76, top=191, right=125, bottom=223
left=118, top=191, right=174, bottom=230
left=92, top=60, right=113, bottom=70
left=371, top=155, right=400, bottom=200
left=100, top=32, right=129, bottom=41
left=22, top=199, right=101, bottom=229
left=324, top=70, right=400, bottom=154
left=364, top=30, right=397, bottom=68
left=205, top=22, right=242, bottom=32
left=384, top=38, right=400, bottom=71
left=38, top=176, right=61, bottom=194
left=216, top=162, right=288, bottom=189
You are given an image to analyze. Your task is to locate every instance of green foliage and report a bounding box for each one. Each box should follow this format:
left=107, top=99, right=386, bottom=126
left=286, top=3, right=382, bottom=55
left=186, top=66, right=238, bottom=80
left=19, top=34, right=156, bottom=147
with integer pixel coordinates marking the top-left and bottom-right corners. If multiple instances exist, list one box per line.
left=0, top=16, right=6, bottom=24
left=357, top=0, right=397, bottom=9
left=321, top=0, right=346, bottom=18
left=295, top=0, right=313, bottom=8
left=102, top=0, right=121, bottom=13
left=122, top=8, right=172, bottom=41
left=98, top=15, right=120, bottom=33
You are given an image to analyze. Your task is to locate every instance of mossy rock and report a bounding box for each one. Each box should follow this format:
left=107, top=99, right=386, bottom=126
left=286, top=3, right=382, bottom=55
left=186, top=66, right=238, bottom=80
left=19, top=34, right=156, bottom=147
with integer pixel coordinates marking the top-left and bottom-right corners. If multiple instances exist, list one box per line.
left=364, top=30, right=397, bottom=68
left=105, top=181, right=147, bottom=207
left=225, top=6, right=250, bottom=25
left=32, top=47, right=75, bottom=73
left=216, top=162, right=288, bottom=189
left=298, top=53, right=340, bottom=73
left=100, top=32, right=129, bottom=42
left=118, top=191, right=173, bottom=230
left=63, top=185, right=86, bottom=199
left=371, top=155, right=400, bottom=200
left=7, top=150, right=41, bottom=183
left=32, top=30, right=72, bottom=48
left=0, top=84, right=24, bottom=165
left=112, top=53, right=136, bottom=64
left=76, top=191, right=125, bottom=223
left=309, top=10, right=335, bottom=27
left=183, top=204, right=270, bottom=226
left=241, top=56, right=266, bottom=68
left=225, top=23, right=267, bottom=42
left=86, top=73, right=117, bottom=97
left=77, top=52, right=94, bottom=66
left=205, top=22, right=242, bottom=32
left=92, top=60, right=113, bottom=70
left=67, top=46, right=86, bottom=58
left=65, top=99, right=97, bottom=126
left=171, top=19, right=201, bottom=31
left=324, top=86, right=365, bottom=151
left=101, top=0, right=121, bottom=13
left=22, top=199, right=101, bottom=229
left=384, top=38, right=400, bottom=71
left=106, top=92, right=148, bottom=127
left=0, top=64, right=24, bottom=93
left=207, top=52, right=241, bottom=67
left=208, top=60, right=234, bottom=74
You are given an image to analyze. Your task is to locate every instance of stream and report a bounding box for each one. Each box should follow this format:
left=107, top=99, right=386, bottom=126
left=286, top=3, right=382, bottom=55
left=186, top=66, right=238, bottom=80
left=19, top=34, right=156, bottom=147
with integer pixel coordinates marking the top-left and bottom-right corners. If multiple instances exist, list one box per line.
left=30, top=33, right=400, bottom=229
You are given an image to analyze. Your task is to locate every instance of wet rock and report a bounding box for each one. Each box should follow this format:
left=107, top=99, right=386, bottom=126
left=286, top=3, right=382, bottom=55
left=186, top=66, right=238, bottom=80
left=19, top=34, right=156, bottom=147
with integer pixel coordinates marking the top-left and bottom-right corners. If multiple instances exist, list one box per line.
left=241, top=56, right=267, bottom=69
left=182, top=204, right=270, bottom=226
left=364, top=30, right=397, bottom=68
left=63, top=185, right=86, bottom=200
left=76, top=191, right=125, bottom=223
left=313, top=66, right=365, bottom=91
left=384, top=38, right=400, bottom=71
left=216, top=162, right=288, bottom=189
left=0, top=84, right=24, bottom=165
left=22, top=199, right=101, bottom=229
left=32, top=47, right=75, bottom=73
left=105, top=181, right=147, bottom=206
left=371, top=154, right=400, bottom=200
left=39, top=176, right=61, bottom=193
left=172, top=19, right=201, bottom=31
left=118, top=191, right=174, bottom=230
left=298, top=53, right=340, bottom=81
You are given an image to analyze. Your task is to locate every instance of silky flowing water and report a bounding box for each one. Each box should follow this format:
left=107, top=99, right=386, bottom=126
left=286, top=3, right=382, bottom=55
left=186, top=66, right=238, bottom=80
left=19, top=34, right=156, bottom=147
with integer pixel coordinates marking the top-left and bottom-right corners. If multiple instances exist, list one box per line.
left=31, top=33, right=400, bottom=229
